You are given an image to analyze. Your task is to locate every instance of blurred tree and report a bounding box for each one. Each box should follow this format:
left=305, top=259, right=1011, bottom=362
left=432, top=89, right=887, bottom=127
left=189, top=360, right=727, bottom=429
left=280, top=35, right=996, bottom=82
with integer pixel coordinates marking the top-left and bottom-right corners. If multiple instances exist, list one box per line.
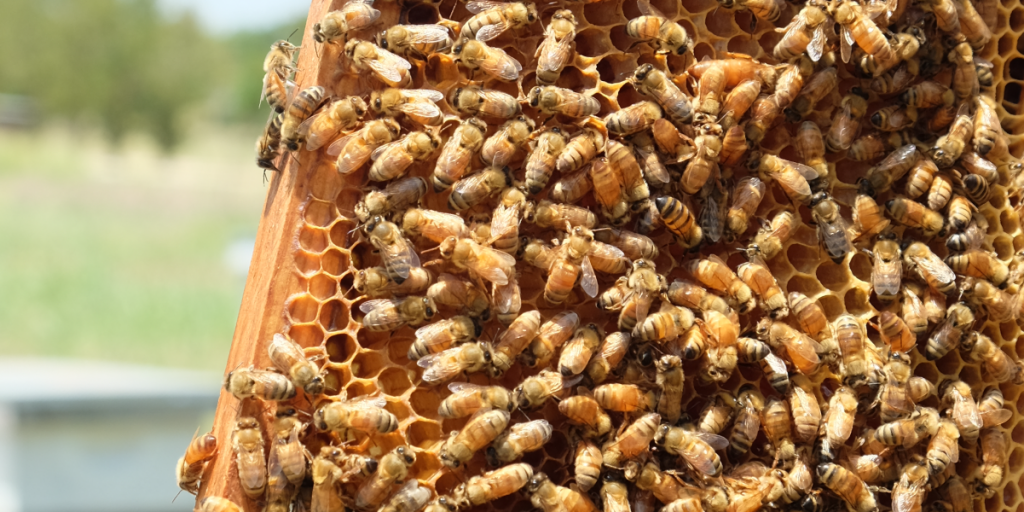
left=0, top=0, right=303, bottom=150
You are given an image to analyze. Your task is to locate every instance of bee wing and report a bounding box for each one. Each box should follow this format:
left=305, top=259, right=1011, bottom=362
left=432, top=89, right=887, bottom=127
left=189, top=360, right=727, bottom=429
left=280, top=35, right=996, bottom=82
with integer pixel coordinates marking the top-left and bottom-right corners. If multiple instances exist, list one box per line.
left=415, top=320, right=452, bottom=343
left=377, top=234, right=421, bottom=280
left=547, top=372, right=584, bottom=395
left=825, top=398, right=851, bottom=440
left=580, top=256, right=599, bottom=298
left=366, top=50, right=412, bottom=83
left=494, top=275, right=521, bottom=313
left=911, top=255, right=956, bottom=286
left=688, top=431, right=730, bottom=451
left=893, top=483, right=925, bottom=512
left=346, top=393, right=388, bottom=409
left=840, top=27, right=854, bottom=63
left=785, top=332, right=822, bottom=367
left=405, top=25, right=452, bottom=44
left=489, top=203, right=521, bottom=243
left=360, top=298, right=397, bottom=314
left=465, top=1, right=507, bottom=13
left=399, top=100, right=444, bottom=120
left=735, top=404, right=761, bottom=434
left=783, top=159, right=821, bottom=181
left=538, top=36, right=573, bottom=73
left=808, top=25, right=826, bottom=62
left=981, top=408, right=1013, bottom=427
left=469, top=245, right=516, bottom=286
left=326, top=133, right=357, bottom=158
left=633, top=293, right=651, bottom=327
left=448, top=381, right=487, bottom=394
left=872, top=253, right=902, bottom=298
left=418, top=349, right=462, bottom=384
left=371, top=140, right=402, bottom=161
left=953, top=398, right=983, bottom=432
left=636, top=0, right=668, bottom=18
left=974, top=57, right=995, bottom=69
left=480, top=48, right=523, bottom=81
left=487, top=129, right=519, bottom=165
left=475, top=20, right=513, bottom=42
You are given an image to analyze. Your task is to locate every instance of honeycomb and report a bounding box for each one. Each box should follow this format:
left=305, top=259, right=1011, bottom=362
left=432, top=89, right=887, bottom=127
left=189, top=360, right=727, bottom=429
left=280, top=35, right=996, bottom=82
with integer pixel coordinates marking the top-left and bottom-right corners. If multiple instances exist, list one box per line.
left=191, top=0, right=1024, bottom=510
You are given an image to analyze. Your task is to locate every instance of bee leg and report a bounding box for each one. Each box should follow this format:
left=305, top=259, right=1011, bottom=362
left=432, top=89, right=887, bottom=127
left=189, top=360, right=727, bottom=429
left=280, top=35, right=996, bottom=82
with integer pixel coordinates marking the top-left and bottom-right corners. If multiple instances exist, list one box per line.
left=748, top=15, right=758, bottom=34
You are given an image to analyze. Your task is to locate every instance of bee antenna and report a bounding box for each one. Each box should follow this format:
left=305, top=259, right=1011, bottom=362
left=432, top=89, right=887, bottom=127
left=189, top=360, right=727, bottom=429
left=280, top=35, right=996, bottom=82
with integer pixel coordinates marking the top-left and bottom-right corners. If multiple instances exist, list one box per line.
left=172, top=489, right=184, bottom=503
left=287, top=28, right=299, bottom=42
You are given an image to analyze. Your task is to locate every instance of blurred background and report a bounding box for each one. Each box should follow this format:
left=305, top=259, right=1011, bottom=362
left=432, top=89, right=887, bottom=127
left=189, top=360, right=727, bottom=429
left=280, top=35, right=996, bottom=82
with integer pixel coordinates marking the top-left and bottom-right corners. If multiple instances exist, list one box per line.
left=0, top=1, right=312, bottom=510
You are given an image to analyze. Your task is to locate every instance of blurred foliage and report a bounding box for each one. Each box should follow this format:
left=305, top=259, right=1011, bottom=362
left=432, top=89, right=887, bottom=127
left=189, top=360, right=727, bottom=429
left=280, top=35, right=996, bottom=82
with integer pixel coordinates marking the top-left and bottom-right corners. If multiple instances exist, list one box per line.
left=0, top=0, right=306, bottom=150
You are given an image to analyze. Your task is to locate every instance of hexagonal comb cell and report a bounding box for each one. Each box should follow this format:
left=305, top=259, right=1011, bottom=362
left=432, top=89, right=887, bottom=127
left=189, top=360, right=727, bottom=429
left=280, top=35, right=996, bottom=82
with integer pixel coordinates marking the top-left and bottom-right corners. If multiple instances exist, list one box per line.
left=197, top=0, right=1024, bottom=509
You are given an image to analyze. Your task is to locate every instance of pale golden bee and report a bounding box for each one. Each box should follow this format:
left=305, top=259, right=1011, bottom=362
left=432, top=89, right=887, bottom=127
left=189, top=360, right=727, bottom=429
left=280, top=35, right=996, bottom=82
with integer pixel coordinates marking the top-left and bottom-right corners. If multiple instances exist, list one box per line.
left=738, top=255, right=788, bottom=317
left=655, top=424, right=728, bottom=477
left=377, top=23, right=453, bottom=59
left=626, top=0, right=691, bottom=54
left=632, top=64, right=694, bottom=126
left=453, top=38, right=523, bottom=82
left=356, top=446, right=416, bottom=509
left=440, top=409, right=510, bottom=468
left=604, top=100, right=663, bottom=136
left=370, top=88, right=444, bottom=127
left=525, top=199, right=597, bottom=228
left=821, top=386, right=857, bottom=460
left=486, top=418, right=553, bottom=466
left=448, top=167, right=510, bottom=211
left=826, top=89, right=868, bottom=152
left=747, top=210, right=796, bottom=260
left=329, top=118, right=402, bottom=175
left=602, top=412, right=661, bottom=467
left=558, top=394, right=612, bottom=438
left=816, top=463, right=877, bottom=512
left=448, top=86, right=520, bottom=119
left=783, top=67, right=837, bottom=122
left=686, top=254, right=754, bottom=314
left=524, top=128, right=568, bottom=194
left=977, top=427, right=1007, bottom=497
left=454, top=462, right=534, bottom=507
left=232, top=416, right=267, bottom=499
left=281, top=85, right=326, bottom=151
left=313, top=1, right=381, bottom=45
left=482, top=116, right=535, bottom=167
left=773, top=0, right=829, bottom=61
left=556, top=118, right=607, bottom=173
left=224, top=368, right=297, bottom=402
left=461, top=1, right=538, bottom=42
left=418, top=341, right=493, bottom=385
left=176, top=430, right=217, bottom=495
left=529, top=472, right=598, bottom=512
left=314, top=393, right=399, bottom=434
left=344, top=39, right=412, bottom=87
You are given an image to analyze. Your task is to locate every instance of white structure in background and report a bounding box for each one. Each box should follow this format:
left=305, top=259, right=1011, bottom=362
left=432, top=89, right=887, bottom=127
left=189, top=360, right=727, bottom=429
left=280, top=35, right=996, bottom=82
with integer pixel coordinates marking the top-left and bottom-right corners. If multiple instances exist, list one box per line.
left=0, top=359, right=220, bottom=512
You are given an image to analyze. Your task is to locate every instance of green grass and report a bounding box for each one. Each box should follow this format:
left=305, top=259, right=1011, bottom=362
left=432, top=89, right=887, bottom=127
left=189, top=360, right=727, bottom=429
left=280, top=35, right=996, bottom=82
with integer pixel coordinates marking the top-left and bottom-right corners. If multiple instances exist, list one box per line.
left=0, top=126, right=267, bottom=370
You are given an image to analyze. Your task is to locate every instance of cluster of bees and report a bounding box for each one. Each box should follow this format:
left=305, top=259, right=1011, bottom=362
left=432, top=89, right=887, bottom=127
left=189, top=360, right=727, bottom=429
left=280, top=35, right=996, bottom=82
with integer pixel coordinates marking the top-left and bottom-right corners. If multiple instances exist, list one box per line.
left=186, top=0, right=1024, bottom=510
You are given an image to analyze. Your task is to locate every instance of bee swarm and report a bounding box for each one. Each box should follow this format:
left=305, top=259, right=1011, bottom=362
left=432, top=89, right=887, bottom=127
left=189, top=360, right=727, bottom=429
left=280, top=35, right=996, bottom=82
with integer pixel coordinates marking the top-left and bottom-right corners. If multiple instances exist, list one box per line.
left=191, top=0, right=1024, bottom=511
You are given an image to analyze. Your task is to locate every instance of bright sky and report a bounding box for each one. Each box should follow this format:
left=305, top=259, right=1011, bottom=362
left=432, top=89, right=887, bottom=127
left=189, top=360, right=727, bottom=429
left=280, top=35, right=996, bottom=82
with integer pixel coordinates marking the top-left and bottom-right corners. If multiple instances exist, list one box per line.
left=157, top=0, right=311, bottom=34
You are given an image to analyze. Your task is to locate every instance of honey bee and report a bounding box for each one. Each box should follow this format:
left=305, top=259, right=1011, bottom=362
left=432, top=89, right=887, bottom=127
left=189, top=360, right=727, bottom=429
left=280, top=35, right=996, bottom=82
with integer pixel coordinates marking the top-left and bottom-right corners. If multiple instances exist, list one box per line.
left=848, top=131, right=913, bottom=162
left=978, top=387, right=1015, bottom=426
left=441, top=408, right=510, bottom=468
left=817, top=463, right=878, bottom=512
left=719, top=81, right=760, bottom=134
left=870, top=104, right=918, bottom=133
left=773, top=59, right=813, bottom=112
left=930, top=107, right=972, bottom=168
left=449, top=86, right=520, bottom=120
left=300, top=97, right=367, bottom=152
left=543, top=225, right=599, bottom=304
left=964, top=334, right=1023, bottom=385
left=686, top=254, right=754, bottom=314
left=901, top=241, right=955, bottom=295
left=553, top=119, right=607, bottom=175
left=199, top=497, right=243, bottom=512
left=313, top=1, right=381, bottom=45
left=602, top=412, right=661, bottom=467
left=959, top=151, right=999, bottom=184
left=344, top=39, right=412, bottom=87
left=694, top=64, right=726, bottom=116
left=528, top=86, right=600, bottom=119
left=355, top=446, right=416, bottom=509
left=954, top=0, right=992, bottom=49
left=559, top=395, right=613, bottom=438
left=940, top=379, right=983, bottom=442
left=933, top=477, right=972, bottom=512
left=379, top=482, right=432, bottom=512
left=607, top=139, right=649, bottom=203
left=176, top=430, right=217, bottom=495
left=871, top=63, right=914, bottom=96
left=355, top=177, right=426, bottom=224
left=719, top=0, right=783, bottom=30
left=554, top=323, right=601, bottom=376
left=359, top=295, right=437, bottom=332
left=681, top=122, right=722, bottom=195
left=369, top=89, right=444, bottom=128
left=928, top=175, right=954, bottom=211
left=795, top=121, right=828, bottom=183
left=523, top=128, right=568, bottom=195
left=864, top=233, right=902, bottom=303
left=744, top=94, right=781, bottom=146
left=601, top=473, right=632, bottom=512
left=355, top=266, right=433, bottom=299
left=603, top=101, right=663, bottom=136
left=523, top=311, right=578, bottom=368
left=269, top=409, right=307, bottom=487
left=311, top=447, right=376, bottom=512
left=924, top=418, right=961, bottom=477
left=369, top=129, right=441, bottom=182
left=811, top=192, right=852, bottom=264
left=830, top=0, right=893, bottom=65
left=757, top=318, right=822, bottom=375
left=267, top=333, right=324, bottom=396
left=583, top=332, right=629, bottom=384
left=899, top=286, right=926, bottom=336
left=759, top=352, right=791, bottom=394
left=785, top=292, right=825, bottom=340
left=695, top=392, right=736, bottom=436
left=432, top=118, right=487, bottom=192
left=655, top=424, right=729, bottom=477
left=231, top=417, right=267, bottom=499
left=329, top=118, right=402, bottom=175
left=753, top=153, right=815, bottom=205
left=453, top=38, right=523, bottom=81
left=635, top=462, right=700, bottom=505
left=488, top=312, right=541, bottom=377
left=886, top=198, right=944, bottom=237
left=264, top=40, right=299, bottom=80
left=408, top=316, right=478, bottom=361
left=514, top=370, right=580, bottom=409
left=418, top=342, right=493, bottom=385
left=961, top=277, right=1017, bottom=322
left=819, top=385, right=857, bottom=460
left=759, top=397, right=795, bottom=466
left=631, top=64, right=694, bottom=126
left=656, top=196, right=703, bottom=249
left=665, top=280, right=731, bottom=320
left=315, top=393, right=398, bottom=435
left=875, top=310, right=915, bottom=353
left=224, top=368, right=296, bottom=402
left=974, top=95, right=1002, bottom=155
left=948, top=249, right=1008, bottom=286
left=530, top=9, right=578, bottom=84
left=904, top=158, right=939, bottom=200
left=281, top=85, right=326, bottom=151
left=875, top=352, right=914, bottom=421
left=594, top=383, right=656, bottom=412
left=529, top=472, right=599, bottom=512
left=486, top=419, right=553, bottom=466
left=256, top=112, right=284, bottom=172
left=626, top=0, right=691, bottom=54
left=977, top=427, right=1007, bottom=497
left=377, top=24, right=453, bottom=59
left=783, top=67, right=838, bottom=123
left=650, top=355, right=685, bottom=424
left=528, top=201, right=598, bottom=230
left=739, top=255, right=789, bottom=317
left=788, top=379, right=821, bottom=445
left=366, top=215, right=421, bottom=284
left=461, top=1, right=537, bottom=41
left=439, top=384, right=512, bottom=421
left=440, top=235, right=517, bottom=286
left=773, top=0, right=830, bottom=61
left=453, top=463, right=533, bottom=508
left=925, top=302, right=975, bottom=360
left=833, top=315, right=866, bottom=387
left=427, top=273, right=489, bottom=320
left=723, top=385, right=763, bottom=459
left=747, top=210, right=796, bottom=260
left=890, top=462, right=929, bottom=512
left=448, top=167, right=510, bottom=212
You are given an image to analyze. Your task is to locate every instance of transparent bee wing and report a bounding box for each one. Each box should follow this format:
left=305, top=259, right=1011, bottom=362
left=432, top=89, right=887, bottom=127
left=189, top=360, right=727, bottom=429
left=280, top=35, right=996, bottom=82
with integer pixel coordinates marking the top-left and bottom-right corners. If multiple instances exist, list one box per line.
left=296, top=110, right=322, bottom=143
left=448, top=381, right=486, bottom=393
left=417, top=350, right=460, bottom=383
left=494, top=276, right=521, bottom=313
left=872, top=254, right=902, bottom=298
left=826, top=400, right=852, bottom=443
left=538, top=36, right=573, bottom=73
left=402, top=89, right=446, bottom=103
left=734, top=404, right=761, bottom=434
left=893, top=483, right=923, bottom=512
left=336, top=137, right=375, bottom=175
left=407, top=25, right=452, bottom=44
left=481, top=48, right=523, bottom=81
left=475, top=20, right=513, bottom=42
left=415, top=320, right=452, bottom=343
left=633, top=293, right=652, bottom=327
left=786, top=159, right=821, bottom=181
left=980, top=408, right=1013, bottom=427
left=551, top=372, right=585, bottom=394
left=371, top=140, right=401, bottom=161
left=580, top=256, right=599, bottom=298
left=470, top=245, right=516, bottom=286
left=466, top=1, right=508, bottom=13
left=808, top=25, right=826, bottom=62
left=636, top=0, right=668, bottom=18
left=345, top=392, right=388, bottom=409
left=953, top=398, right=983, bottom=432
left=326, top=133, right=357, bottom=158
left=912, top=255, right=956, bottom=286
left=398, top=101, right=443, bottom=122
left=367, top=50, right=412, bottom=84
left=360, top=299, right=397, bottom=314
left=689, top=431, right=730, bottom=451
left=489, top=203, right=520, bottom=243
left=841, top=27, right=854, bottom=63
left=788, top=331, right=823, bottom=362
left=375, top=234, right=419, bottom=280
